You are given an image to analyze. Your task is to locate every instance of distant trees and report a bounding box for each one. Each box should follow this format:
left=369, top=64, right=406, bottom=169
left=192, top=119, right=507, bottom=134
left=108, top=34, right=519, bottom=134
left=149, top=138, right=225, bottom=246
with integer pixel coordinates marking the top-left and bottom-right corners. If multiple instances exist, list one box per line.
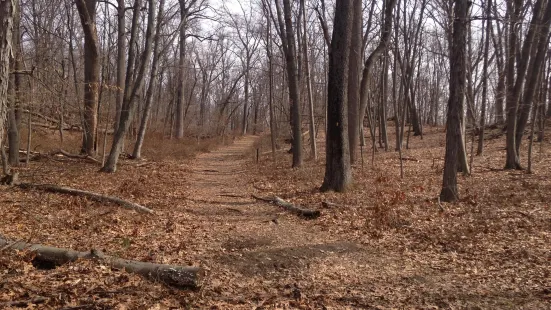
left=1, top=0, right=551, bottom=200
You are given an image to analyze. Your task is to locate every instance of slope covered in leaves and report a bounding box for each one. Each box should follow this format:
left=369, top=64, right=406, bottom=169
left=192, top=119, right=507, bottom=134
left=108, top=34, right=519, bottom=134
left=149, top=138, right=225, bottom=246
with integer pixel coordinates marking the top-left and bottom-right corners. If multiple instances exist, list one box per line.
left=0, top=128, right=550, bottom=309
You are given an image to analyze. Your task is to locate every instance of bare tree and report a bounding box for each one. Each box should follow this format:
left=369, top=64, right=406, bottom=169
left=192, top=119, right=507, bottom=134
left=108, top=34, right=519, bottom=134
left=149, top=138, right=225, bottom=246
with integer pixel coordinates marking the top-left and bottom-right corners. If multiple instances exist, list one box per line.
left=101, top=0, right=155, bottom=172
left=440, top=0, right=468, bottom=202
left=320, top=0, right=354, bottom=192
left=132, top=0, right=166, bottom=160
left=274, top=0, right=303, bottom=168
left=75, top=0, right=99, bottom=156
left=0, top=0, right=15, bottom=153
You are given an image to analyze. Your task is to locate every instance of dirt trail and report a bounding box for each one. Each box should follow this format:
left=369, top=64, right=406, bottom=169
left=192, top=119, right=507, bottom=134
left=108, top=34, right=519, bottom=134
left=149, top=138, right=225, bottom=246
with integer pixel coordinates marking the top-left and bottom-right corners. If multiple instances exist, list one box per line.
left=182, top=136, right=378, bottom=308
left=187, top=136, right=258, bottom=204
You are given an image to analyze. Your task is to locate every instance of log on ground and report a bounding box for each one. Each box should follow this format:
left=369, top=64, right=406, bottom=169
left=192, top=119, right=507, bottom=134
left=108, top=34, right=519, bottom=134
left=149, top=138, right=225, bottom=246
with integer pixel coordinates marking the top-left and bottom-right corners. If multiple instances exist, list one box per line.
left=16, top=183, right=153, bottom=214
left=0, top=235, right=203, bottom=289
left=253, top=195, right=321, bottom=218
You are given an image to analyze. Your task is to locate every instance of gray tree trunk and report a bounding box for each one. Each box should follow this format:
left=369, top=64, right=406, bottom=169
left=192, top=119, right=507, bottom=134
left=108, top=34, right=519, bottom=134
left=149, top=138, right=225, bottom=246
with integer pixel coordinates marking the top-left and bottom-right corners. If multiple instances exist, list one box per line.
left=440, top=0, right=468, bottom=202
left=477, top=0, right=491, bottom=156
left=515, top=0, right=551, bottom=157
left=347, top=0, right=362, bottom=163
left=102, top=0, right=154, bottom=172
left=132, top=0, right=165, bottom=160
left=114, top=0, right=126, bottom=131
left=0, top=0, right=14, bottom=151
left=75, top=0, right=99, bottom=156
left=321, top=0, right=353, bottom=192
left=505, top=0, right=541, bottom=169
left=7, top=0, right=20, bottom=166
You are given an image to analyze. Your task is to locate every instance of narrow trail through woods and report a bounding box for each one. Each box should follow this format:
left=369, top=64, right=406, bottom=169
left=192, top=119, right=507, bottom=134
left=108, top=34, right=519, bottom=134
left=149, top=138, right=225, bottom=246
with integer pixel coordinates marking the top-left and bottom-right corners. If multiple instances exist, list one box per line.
left=181, top=136, right=382, bottom=305
left=187, top=136, right=259, bottom=204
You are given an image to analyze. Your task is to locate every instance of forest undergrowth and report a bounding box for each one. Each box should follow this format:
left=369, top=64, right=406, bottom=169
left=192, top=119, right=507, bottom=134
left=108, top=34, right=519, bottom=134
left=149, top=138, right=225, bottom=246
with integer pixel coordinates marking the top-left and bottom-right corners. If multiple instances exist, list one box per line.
left=0, top=126, right=550, bottom=309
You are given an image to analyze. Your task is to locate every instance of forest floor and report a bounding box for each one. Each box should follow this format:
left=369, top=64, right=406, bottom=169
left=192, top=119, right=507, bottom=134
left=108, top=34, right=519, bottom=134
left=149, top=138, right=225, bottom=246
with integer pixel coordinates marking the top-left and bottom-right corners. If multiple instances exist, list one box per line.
left=0, top=126, right=550, bottom=309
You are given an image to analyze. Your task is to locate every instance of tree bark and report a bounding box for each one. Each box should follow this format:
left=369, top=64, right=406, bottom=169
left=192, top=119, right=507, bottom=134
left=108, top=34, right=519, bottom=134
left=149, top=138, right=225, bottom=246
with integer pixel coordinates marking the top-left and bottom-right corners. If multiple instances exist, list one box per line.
left=440, top=0, right=468, bottom=202
left=515, top=0, right=551, bottom=157
left=0, top=0, right=14, bottom=152
left=75, top=0, right=99, bottom=157
left=7, top=0, right=20, bottom=166
left=175, top=1, right=188, bottom=140
left=280, top=0, right=303, bottom=168
left=477, top=0, right=491, bottom=156
left=321, top=0, right=353, bottom=192
left=359, top=0, right=397, bottom=144
left=133, top=0, right=165, bottom=160
left=300, top=0, right=317, bottom=160
left=102, top=0, right=154, bottom=172
left=504, top=0, right=540, bottom=169
left=347, top=0, right=362, bottom=164
left=114, top=0, right=126, bottom=131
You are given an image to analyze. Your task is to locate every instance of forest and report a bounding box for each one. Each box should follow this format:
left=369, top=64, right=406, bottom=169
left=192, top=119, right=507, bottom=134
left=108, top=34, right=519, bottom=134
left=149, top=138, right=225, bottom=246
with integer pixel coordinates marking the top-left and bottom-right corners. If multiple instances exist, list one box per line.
left=0, top=0, right=550, bottom=308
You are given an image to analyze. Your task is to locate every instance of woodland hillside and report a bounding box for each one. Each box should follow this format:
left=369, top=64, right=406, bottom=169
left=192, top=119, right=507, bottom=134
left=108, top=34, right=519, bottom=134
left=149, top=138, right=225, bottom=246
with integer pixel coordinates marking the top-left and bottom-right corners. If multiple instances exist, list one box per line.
left=0, top=127, right=549, bottom=309
left=0, top=0, right=550, bottom=308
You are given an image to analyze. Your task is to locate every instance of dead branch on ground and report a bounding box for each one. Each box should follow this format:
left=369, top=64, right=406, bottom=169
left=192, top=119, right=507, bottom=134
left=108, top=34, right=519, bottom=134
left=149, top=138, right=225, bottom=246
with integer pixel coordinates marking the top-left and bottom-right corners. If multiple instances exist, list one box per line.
left=16, top=183, right=153, bottom=214
left=252, top=195, right=321, bottom=218
left=0, top=235, right=202, bottom=289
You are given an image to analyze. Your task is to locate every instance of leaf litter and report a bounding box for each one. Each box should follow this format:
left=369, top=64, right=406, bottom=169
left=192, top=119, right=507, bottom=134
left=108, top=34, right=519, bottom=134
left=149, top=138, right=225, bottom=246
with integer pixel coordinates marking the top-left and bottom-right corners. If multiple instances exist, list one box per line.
left=0, top=129, right=550, bottom=309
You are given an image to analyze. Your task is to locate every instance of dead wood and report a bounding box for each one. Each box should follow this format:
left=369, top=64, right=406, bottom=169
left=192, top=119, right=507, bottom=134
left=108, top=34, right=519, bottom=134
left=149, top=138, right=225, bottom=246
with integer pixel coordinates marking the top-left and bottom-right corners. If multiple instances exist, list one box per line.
left=252, top=195, right=321, bottom=218
left=321, top=201, right=341, bottom=208
left=49, top=149, right=100, bottom=164
left=0, top=235, right=202, bottom=289
left=0, top=296, right=49, bottom=307
left=16, top=183, right=154, bottom=214
left=400, top=157, right=420, bottom=162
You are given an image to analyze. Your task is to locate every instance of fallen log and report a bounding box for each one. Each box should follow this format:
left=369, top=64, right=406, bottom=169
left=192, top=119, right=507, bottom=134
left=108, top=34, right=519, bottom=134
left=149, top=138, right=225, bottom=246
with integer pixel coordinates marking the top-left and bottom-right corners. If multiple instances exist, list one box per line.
left=252, top=195, right=321, bottom=218
left=0, top=297, right=49, bottom=307
left=49, top=149, right=100, bottom=164
left=0, top=235, right=202, bottom=289
left=16, top=183, right=154, bottom=214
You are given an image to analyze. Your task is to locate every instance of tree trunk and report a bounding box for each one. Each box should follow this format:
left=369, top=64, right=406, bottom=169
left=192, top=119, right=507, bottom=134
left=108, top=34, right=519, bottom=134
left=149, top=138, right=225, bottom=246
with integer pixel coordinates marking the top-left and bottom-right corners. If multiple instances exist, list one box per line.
left=320, top=0, right=353, bottom=192
left=133, top=0, right=165, bottom=160
left=505, top=0, right=540, bottom=169
left=242, top=57, right=250, bottom=135
left=75, top=0, right=99, bottom=156
left=477, top=0, right=491, bottom=156
left=347, top=0, right=362, bottom=164
left=7, top=0, right=20, bottom=166
left=263, top=1, right=277, bottom=161
left=300, top=0, right=317, bottom=160
left=102, top=0, right=154, bottom=172
left=0, top=0, right=14, bottom=151
left=515, top=0, right=551, bottom=157
left=440, top=0, right=468, bottom=202
left=359, top=0, right=397, bottom=142
left=281, top=0, right=302, bottom=168
left=175, top=7, right=186, bottom=139
left=114, top=0, right=126, bottom=131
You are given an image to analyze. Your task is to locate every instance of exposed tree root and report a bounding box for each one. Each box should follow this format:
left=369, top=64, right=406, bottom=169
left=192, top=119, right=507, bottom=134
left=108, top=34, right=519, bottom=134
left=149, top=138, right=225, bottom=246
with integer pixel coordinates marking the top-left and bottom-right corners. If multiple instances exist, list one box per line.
left=252, top=195, right=321, bottom=218
left=0, top=235, right=202, bottom=289
left=16, top=183, right=154, bottom=214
